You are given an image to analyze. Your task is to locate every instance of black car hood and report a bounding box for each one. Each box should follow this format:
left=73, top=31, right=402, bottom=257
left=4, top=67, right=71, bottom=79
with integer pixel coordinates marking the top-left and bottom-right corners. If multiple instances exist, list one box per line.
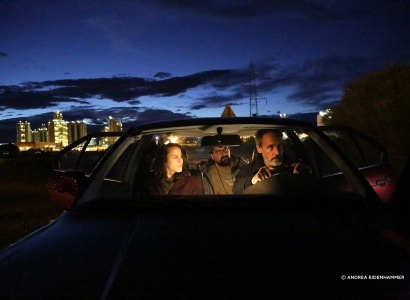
left=0, top=199, right=409, bottom=299
left=0, top=207, right=138, bottom=299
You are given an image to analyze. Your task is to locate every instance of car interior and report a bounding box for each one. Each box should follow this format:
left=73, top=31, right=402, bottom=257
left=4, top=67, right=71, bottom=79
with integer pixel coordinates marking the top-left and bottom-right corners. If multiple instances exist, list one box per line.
left=76, top=122, right=369, bottom=206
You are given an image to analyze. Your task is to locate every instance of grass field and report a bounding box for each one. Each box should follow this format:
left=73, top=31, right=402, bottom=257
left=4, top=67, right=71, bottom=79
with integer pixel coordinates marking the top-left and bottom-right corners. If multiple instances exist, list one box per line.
left=0, top=156, right=62, bottom=250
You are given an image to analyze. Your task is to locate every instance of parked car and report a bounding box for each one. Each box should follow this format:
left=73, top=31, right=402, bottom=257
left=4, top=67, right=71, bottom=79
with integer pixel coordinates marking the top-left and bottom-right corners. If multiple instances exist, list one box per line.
left=1, top=117, right=408, bottom=299
left=47, top=131, right=123, bottom=209
left=0, top=143, right=20, bottom=158
left=318, top=125, right=397, bottom=203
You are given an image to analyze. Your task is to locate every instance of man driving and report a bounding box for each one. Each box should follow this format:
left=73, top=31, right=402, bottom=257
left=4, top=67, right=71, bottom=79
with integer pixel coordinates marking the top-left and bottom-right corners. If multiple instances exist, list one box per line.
left=233, top=129, right=311, bottom=194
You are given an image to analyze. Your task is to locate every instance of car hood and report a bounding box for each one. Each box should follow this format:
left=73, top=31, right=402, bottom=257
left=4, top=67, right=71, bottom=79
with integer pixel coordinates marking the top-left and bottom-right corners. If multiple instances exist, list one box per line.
left=0, top=200, right=409, bottom=299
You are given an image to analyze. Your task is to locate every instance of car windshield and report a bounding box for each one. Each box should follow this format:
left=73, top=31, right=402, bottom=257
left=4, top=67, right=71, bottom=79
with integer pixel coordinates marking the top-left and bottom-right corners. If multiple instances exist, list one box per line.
left=77, top=121, right=369, bottom=205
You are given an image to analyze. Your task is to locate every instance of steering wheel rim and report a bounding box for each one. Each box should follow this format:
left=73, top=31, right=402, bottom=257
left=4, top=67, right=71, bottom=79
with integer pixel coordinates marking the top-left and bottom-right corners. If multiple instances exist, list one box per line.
left=241, top=173, right=330, bottom=197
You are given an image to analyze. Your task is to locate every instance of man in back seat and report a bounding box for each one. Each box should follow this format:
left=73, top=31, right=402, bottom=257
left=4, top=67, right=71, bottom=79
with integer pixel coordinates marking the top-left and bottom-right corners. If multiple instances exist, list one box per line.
left=202, top=146, right=249, bottom=195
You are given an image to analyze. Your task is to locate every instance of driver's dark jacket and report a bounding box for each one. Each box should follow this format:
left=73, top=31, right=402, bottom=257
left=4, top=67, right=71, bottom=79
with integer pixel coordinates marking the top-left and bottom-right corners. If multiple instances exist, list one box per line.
left=233, top=153, right=292, bottom=194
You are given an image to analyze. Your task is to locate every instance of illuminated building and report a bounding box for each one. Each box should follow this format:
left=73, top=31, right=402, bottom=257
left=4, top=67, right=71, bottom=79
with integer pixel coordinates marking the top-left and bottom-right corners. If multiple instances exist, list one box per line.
left=68, top=121, right=87, bottom=144
left=15, top=141, right=57, bottom=152
left=48, top=111, right=68, bottom=149
left=39, top=124, right=49, bottom=142
left=16, top=121, right=32, bottom=142
left=13, top=112, right=88, bottom=151
left=103, top=116, right=123, bottom=132
left=32, top=124, right=49, bottom=142
left=317, top=109, right=332, bottom=126
left=102, top=116, right=123, bottom=145
left=12, top=112, right=119, bottom=150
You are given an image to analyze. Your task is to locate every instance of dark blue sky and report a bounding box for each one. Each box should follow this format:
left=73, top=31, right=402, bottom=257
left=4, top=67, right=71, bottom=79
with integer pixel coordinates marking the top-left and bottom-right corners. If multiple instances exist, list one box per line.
left=1, top=0, right=410, bottom=142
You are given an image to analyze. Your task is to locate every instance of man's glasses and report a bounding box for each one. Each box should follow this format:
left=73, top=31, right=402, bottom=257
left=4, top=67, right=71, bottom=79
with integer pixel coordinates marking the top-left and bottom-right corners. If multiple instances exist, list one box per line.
left=213, top=147, right=230, bottom=155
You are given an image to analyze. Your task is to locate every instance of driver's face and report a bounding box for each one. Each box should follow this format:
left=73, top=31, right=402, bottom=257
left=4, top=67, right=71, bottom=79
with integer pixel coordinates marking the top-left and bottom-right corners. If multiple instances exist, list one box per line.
left=256, top=132, right=283, bottom=169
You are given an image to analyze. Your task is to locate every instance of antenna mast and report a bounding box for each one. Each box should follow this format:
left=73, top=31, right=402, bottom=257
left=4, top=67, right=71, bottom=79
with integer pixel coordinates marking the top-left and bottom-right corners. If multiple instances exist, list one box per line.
left=249, top=61, right=258, bottom=117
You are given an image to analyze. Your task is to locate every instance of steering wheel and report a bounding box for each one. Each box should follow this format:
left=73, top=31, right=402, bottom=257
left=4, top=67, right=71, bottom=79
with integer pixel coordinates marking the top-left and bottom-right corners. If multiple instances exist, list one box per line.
left=241, top=173, right=329, bottom=198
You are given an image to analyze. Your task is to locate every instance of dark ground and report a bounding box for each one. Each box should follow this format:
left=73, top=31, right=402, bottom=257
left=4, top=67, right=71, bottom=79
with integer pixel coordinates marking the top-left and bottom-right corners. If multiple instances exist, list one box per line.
left=0, top=156, right=62, bottom=250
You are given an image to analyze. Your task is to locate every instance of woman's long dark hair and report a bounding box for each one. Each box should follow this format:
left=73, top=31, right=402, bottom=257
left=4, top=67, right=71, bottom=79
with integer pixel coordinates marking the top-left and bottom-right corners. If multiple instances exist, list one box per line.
left=151, top=143, right=189, bottom=185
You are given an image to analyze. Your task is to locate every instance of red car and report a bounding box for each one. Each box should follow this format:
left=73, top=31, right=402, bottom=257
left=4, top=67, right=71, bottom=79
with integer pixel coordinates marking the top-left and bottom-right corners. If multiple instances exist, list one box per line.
left=317, top=125, right=396, bottom=203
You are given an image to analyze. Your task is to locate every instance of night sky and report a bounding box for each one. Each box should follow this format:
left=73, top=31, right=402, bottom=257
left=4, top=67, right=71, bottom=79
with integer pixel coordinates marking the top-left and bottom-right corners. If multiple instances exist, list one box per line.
left=1, top=0, right=410, bottom=143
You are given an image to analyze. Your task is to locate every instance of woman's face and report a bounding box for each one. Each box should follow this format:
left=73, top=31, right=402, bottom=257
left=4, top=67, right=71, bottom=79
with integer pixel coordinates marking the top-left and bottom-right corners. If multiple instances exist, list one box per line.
left=165, top=146, right=183, bottom=178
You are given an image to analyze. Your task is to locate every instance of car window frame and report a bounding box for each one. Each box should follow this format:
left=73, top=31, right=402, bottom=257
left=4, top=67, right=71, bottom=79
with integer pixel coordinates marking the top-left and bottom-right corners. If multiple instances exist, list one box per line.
left=54, top=131, right=123, bottom=175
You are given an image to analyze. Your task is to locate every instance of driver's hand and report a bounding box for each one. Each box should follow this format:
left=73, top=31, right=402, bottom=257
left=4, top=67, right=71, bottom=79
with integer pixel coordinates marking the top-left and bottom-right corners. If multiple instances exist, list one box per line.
left=292, top=162, right=312, bottom=175
left=251, top=166, right=272, bottom=184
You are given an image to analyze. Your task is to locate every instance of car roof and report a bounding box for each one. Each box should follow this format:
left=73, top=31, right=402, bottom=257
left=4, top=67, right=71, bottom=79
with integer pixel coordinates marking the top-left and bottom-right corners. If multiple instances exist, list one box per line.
left=127, top=117, right=316, bottom=137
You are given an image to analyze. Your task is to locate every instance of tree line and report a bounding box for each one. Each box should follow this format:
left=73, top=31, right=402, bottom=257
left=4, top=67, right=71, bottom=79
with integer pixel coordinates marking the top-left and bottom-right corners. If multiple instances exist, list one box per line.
left=324, top=64, right=410, bottom=159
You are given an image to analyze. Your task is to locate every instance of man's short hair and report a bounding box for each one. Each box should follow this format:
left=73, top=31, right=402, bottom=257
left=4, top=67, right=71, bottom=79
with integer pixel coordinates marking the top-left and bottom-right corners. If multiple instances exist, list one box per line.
left=255, top=129, right=283, bottom=146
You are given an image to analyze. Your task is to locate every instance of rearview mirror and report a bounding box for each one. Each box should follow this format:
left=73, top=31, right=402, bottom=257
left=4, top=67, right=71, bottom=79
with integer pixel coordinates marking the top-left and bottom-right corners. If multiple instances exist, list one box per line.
left=201, top=134, right=242, bottom=147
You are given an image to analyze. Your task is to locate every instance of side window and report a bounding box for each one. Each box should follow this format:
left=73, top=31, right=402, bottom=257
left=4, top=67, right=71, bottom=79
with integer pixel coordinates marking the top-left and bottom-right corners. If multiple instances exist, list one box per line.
left=305, top=127, right=388, bottom=178
left=322, top=130, right=366, bottom=168
left=350, top=131, right=385, bottom=165
left=105, top=139, right=142, bottom=181
left=282, top=137, right=297, bottom=163
left=57, top=135, right=120, bottom=176
left=104, top=135, right=155, bottom=188
left=231, top=136, right=255, bottom=162
left=77, top=137, right=117, bottom=175
left=322, top=128, right=386, bottom=168
left=301, top=136, right=340, bottom=177
left=58, top=141, right=87, bottom=171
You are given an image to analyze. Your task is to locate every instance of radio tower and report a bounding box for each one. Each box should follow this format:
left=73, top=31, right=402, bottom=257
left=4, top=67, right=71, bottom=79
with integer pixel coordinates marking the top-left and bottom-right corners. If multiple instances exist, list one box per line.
left=249, top=61, right=258, bottom=117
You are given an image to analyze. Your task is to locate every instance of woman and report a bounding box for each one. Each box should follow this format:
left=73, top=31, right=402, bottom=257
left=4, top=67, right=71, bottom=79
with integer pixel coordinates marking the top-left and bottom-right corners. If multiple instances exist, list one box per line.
left=146, top=143, right=203, bottom=196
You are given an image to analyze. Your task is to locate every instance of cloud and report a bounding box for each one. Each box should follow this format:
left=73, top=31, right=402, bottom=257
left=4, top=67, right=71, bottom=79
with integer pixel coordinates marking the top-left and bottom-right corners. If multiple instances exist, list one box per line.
left=0, top=54, right=394, bottom=142
left=0, top=70, right=235, bottom=111
left=0, top=52, right=7, bottom=57
left=83, top=10, right=156, bottom=57
left=285, top=56, right=369, bottom=105
left=191, top=92, right=246, bottom=110
left=0, top=86, right=89, bottom=110
left=150, top=0, right=367, bottom=21
left=0, top=56, right=373, bottom=115
left=243, top=55, right=372, bottom=109
left=154, top=72, right=172, bottom=79
left=128, top=100, right=141, bottom=105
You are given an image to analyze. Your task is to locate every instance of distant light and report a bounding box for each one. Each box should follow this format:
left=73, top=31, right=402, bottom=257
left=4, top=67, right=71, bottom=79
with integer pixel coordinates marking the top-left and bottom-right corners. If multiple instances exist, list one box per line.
left=319, top=108, right=332, bottom=118
left=169, top=136, right=179, bottom=143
